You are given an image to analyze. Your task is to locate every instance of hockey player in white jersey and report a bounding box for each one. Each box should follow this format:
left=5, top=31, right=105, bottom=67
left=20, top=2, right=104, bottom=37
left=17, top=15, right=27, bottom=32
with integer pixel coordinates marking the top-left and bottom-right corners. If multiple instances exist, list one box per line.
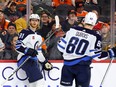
left=57, top=12, right=116, bottom=87
left=16, top=14, right=52, bottom=87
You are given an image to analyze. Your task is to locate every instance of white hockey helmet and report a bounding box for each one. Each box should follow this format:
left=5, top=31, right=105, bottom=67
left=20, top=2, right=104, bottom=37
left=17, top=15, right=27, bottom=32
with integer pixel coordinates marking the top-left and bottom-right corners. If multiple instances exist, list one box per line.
left=84, top=12, right=97, bottom=26
left=29, top=14, right=40, bottom=20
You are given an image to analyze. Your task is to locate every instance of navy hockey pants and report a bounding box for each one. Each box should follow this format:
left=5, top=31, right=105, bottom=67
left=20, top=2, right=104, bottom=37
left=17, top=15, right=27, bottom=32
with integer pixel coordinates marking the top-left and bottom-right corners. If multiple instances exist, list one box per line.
left=18, top=58, right=43, bottom=83
left=60, top=64, right=91, bottom=87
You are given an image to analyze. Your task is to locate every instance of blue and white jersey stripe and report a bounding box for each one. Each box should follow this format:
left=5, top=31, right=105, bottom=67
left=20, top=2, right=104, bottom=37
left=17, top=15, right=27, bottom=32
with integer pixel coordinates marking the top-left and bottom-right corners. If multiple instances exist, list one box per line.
left=57, top=26, right=104, bottom=65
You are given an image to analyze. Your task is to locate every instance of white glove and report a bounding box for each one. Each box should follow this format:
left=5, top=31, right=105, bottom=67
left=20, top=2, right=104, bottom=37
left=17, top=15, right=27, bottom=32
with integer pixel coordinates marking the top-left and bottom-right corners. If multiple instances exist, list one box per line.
left=43, top=61, right=53, bottom=71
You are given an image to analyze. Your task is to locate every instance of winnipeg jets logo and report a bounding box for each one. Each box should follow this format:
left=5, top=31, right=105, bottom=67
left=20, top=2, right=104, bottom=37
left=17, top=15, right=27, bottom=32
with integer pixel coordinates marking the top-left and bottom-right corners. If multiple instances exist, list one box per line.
left=34, top=41, right=39, bottom=50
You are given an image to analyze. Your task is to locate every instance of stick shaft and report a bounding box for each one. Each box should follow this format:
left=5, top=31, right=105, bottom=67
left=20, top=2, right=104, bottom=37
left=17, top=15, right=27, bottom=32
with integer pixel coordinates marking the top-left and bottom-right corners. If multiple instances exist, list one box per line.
left=0, top=15, right=60, bottom=86
left=100, top=58, right=114, bottom=86
left=0, top=57, right=29, bottom=86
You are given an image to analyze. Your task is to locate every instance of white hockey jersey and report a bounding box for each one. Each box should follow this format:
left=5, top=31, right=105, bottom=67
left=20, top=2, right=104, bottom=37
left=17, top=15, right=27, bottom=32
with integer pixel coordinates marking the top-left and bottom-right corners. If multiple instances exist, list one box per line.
left=57, top=26, right=103, bottom=65
left=16, top=28, right=45, bottom=62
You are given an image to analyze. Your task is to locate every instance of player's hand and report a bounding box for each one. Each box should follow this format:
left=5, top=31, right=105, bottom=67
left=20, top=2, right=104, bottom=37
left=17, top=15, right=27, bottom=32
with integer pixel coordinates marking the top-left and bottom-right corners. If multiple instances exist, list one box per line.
left=108, top=46, right=116, bottom=58
left=43, top=61, right=53, bottom=71
left=25, top=48, right=38, bottom=57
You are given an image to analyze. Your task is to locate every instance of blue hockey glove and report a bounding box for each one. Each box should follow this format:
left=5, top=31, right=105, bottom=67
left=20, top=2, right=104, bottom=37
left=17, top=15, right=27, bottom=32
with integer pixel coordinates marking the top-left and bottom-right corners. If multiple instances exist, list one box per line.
left=42, top=60, right=53, bottom=71
left=108, top=47, right=116, bottom=58
left=25, top=48, right=38, bottom=57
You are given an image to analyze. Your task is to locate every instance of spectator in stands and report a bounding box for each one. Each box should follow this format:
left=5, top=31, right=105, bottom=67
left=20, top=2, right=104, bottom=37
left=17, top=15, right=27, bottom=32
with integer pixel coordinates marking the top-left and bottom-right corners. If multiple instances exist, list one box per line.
left=93, top=20, right=110, bottom=51
left=37, top=10, right=53, bottom=39
left=0, top=37, right=5, bottom=60
left=32, top=0, right=52, bottom=6
left=3, top=1, right=22, bottom=22
left=0, top=21, right=18, bottom=60
left=0, top=10, right=10, bottom=32
left=47, top=23, right=65, bottom=60
left=0, top=22, right=17, bottom=50
left=101, top=23, right=110, bottom=51
left=2, top=34, right=18, bottom=60
left=75, top=0, right=88, bottom=22
left=13, top=0, right=26, bottom=5
left=93, top=16, right=109, bottom=30
left=61, top=9, right=78, bottom=33
left=15, top=8, right=27, bottom=33
left=0, top=37, right=5, bottom=52
left=52, top=0, right=73, bottom=8
left=93, top=21, right=103, bottom=31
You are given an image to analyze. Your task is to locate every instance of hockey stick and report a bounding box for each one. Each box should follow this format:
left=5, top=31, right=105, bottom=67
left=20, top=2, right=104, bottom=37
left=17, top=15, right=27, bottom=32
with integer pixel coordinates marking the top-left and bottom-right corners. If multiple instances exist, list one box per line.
left=0, top=15, right=60, bottom=86
left=99, top=57, right=114, bottom=87
left=0, top=41, right=38, bottom=87
left=39, top=15, right=60, bottom=46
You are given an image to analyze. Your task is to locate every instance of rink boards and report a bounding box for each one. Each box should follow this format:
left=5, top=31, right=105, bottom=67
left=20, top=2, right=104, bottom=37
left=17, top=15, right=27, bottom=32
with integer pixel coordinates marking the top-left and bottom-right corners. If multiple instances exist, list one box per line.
left=0, top=60, right=116, bottom=87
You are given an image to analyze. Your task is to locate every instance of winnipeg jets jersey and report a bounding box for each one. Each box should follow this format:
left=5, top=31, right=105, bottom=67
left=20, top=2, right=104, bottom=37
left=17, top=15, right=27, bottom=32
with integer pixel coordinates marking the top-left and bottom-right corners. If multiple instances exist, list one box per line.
left=57, top=26, right=102, bottom=65
left=16, top=28, right=45, bottom=62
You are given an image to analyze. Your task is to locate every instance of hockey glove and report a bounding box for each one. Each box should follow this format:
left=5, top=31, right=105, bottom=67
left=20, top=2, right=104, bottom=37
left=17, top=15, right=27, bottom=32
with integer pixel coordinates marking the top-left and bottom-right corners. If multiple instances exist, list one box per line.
left=98, top=51, right=108, bottom=59
left=25, top=48, right=38, bottom=57
left=43, top=60, right=53, bottom=71
left=108, top=47, right=116, bottom=58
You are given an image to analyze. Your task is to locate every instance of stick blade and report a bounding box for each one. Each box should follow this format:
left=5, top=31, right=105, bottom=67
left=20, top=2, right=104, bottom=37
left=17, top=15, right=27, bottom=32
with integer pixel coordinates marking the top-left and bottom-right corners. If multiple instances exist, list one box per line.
left=55, top=15, right=60, bottom=29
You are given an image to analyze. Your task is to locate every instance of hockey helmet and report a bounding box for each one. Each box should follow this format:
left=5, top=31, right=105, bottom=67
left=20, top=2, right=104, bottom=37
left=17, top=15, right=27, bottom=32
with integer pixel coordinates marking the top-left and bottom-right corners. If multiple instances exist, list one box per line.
left=84, top=12, right=97, bottom=26
left=29, top=14, right=40, bottom=20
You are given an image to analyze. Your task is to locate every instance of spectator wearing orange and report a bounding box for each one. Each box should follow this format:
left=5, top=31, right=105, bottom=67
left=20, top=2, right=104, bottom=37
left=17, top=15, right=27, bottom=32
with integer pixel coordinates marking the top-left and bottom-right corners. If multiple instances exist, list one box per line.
left=52, top=0, right=73, bottom=8
left=75, top=1, right=88, bottom=22
left=13, top=0, right=26, bottom=5
left=13, top=0, right=26, bottom=12
left=0, top=10, right=10, bottom=32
